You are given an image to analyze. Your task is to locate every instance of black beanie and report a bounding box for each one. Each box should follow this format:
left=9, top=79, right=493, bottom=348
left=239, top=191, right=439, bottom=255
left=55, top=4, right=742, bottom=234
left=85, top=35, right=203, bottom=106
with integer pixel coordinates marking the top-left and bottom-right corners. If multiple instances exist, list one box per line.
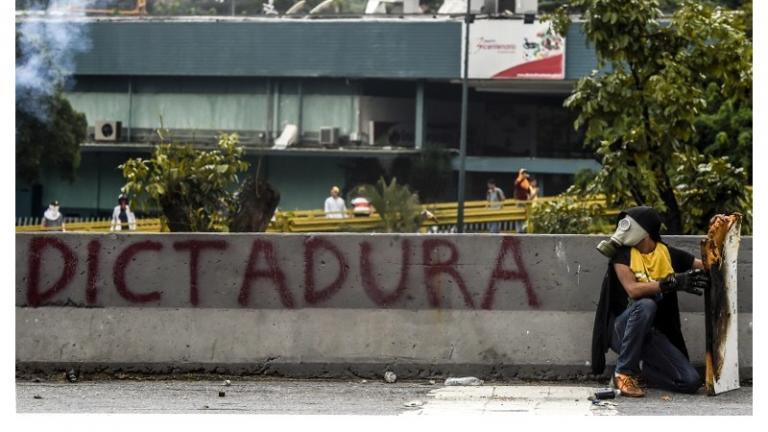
left=617, top=206, right=663, bottom=241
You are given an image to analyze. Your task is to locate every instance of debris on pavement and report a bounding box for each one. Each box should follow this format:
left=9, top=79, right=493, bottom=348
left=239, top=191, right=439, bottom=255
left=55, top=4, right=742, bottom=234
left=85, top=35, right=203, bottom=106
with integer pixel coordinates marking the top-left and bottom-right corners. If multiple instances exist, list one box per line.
left=223, top=380, right=231, bottom=386
left=33, top=395, right=42, bottom=400
left=66, top=369, right=77, bottom=383
left=360, top=379, right=368, bottom=384
left=403, top=400, right=424, bottom=408
left=444, top=377, right=483, bottom=386
left=661, top=395, right=672, bottom=401
left=218, top=391, right=226, bottom=397
left=384, top=371, right=397, bottom=383
left=428, top=380, right=436, bottom=385
left=593, top=388, right=618, bottom=400
left=591, top=400, right=618, bottom=408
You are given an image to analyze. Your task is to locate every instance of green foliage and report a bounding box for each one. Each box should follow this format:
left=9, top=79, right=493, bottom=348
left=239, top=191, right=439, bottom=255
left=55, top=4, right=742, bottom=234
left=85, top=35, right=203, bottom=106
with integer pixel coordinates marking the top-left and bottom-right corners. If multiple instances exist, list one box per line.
left=530, top=170, right=612, bottom=234
left=16, top=91, right=86, bottom=185
left=531, top=192, right=613, bottom=234
left=692, top=83, right=752, bottom=182
left=672, top=152, right=752, bottom=235
left=354, top=177, right=422, bottom=233
left=120, top=133, right=249, bottom=232
left=545, top=0, right=751, bottom=234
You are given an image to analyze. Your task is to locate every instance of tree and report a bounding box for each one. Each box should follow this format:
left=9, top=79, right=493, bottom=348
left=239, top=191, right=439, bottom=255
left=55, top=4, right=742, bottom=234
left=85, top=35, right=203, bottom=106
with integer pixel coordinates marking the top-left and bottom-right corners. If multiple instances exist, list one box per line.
left=546, top=0, right=751, bottom=234
left=120, top=133, right=250, bottom=232
left=229, top=162, right=281, bottom=232
left=391, top=143, right=453, bottom=203
left=16, top=90, right=86, bottom=185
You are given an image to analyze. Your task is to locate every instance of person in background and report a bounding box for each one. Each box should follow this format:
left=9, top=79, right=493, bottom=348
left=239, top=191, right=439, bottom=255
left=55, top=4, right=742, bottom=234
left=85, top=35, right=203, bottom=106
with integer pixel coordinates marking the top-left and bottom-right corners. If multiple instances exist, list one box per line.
left=324, top=186, right=347, bottom=219
left=528, top=178, right=539, bottom=200
left=513, top=168, right=532, bottom=233
left=111, top=194, right=137, bottom=231
left=486, top=178, right=505, bottom=233
left=351, top=194, right=372, bottom=217
left=41, top=200, right=65, bottom=231
left=514, top=168, right=532, bottom=200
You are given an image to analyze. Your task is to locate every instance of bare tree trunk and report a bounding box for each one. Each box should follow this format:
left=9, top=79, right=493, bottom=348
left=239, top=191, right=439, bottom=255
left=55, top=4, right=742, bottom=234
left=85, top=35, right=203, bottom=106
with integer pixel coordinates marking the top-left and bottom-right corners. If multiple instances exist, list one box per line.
left=229, top=173, right=280, bottom=233
left=160, top=194, right=193, bottom=232
left=658, top=173, right=683, bottom=234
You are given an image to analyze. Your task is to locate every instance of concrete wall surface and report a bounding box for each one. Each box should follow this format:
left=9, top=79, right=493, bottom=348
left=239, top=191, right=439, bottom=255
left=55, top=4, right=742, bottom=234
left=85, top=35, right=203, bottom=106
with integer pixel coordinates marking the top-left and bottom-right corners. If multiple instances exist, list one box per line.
left=16, top=233, right=752, bottom=379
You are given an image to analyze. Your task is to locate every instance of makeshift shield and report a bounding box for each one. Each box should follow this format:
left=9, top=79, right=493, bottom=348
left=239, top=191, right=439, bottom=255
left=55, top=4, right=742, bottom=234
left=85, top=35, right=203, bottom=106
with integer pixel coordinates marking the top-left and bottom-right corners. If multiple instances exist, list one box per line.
left=700, top=213, right=742, bottom=396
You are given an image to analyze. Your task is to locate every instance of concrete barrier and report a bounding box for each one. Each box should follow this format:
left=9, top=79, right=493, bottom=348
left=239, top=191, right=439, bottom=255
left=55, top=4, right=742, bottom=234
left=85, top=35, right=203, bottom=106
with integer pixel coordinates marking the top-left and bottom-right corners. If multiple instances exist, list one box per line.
left=16, top=233, right=752, bottom=380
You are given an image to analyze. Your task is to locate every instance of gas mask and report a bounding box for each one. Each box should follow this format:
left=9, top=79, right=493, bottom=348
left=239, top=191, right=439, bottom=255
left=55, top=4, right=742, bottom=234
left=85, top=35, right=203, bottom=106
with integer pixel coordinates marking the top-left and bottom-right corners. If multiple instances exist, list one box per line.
left=596, top=215, right=650, bottom=258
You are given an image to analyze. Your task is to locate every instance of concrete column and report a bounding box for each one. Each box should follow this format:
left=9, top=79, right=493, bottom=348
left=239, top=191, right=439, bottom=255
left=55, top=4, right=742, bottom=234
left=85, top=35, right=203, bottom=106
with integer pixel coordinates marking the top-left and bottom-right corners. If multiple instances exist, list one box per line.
left=127, top=77, right=133, bottom=143
left=273, top=81, right=281, bottom=135
left=415, top=82, right=425, bottom=150
left=297, top=81, right=304, bottom=143
left=266, top=79, right=272, bottom=144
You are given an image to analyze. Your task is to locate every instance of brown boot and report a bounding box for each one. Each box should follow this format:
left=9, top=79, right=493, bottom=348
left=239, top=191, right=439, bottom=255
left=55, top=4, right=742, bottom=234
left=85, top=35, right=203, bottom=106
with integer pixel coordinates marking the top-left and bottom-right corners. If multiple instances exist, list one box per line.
left=614, top=373, right=646, bottom=397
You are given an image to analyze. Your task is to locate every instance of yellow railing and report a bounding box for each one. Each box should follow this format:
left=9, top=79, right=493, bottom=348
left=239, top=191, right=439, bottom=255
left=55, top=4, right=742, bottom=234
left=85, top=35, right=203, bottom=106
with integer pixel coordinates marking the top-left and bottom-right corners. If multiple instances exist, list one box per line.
left=15, top=218, right=163, bottom=233
left=16, top=196, right=618, bottom=234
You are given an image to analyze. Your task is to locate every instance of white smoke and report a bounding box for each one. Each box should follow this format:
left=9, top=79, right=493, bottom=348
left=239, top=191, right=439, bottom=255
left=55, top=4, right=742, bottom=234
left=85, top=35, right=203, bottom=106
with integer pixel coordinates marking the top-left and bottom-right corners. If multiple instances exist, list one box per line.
left=16, top=0, right=95, bottom=122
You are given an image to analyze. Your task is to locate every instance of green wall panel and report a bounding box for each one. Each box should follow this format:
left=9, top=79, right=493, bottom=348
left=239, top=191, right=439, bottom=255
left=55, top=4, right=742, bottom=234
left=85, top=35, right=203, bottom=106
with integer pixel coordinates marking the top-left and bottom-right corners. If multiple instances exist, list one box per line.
left=302, top=94, right=355, bottom=134
left=70, top=21, right=462, bottom=79
left=39, top=152, right=134, bottom=216
left=261, top=156, right=347, bottom=211
left=130, top=93, right=268, bottom=130
left=65, top=92, right=131, bottom=126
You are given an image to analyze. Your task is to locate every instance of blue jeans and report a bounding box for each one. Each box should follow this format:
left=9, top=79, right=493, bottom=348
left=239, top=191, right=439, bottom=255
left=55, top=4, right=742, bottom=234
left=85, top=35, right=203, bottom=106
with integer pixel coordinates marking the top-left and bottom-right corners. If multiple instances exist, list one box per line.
left=611, top=298, right=701, bottom=394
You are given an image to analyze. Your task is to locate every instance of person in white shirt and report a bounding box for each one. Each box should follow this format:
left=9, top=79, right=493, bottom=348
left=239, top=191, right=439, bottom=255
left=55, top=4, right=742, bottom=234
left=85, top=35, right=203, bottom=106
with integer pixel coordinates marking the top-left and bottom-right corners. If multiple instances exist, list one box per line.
left=324, top=186, right=347, bottom=219
left=41, top=200, right=65, bottom=231
left=110, top=194, right=137, bottom=231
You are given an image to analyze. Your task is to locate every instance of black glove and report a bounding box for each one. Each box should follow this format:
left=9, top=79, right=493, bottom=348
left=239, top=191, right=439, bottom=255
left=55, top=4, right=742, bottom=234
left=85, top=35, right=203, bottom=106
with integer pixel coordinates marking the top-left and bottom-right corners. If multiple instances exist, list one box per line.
left=660, top=269, right=710, bottom=296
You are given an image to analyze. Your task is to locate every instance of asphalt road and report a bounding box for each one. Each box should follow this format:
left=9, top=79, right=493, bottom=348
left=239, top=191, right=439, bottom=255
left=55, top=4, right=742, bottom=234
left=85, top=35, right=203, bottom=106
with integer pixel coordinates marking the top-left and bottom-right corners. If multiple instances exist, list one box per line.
left=16, top=378, right=752, bottom=416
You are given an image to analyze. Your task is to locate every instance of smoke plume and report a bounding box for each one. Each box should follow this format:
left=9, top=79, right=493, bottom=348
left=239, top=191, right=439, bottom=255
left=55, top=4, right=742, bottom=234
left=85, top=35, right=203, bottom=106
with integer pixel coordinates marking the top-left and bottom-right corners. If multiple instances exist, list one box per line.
left=16, top=0, right=95, bottom=122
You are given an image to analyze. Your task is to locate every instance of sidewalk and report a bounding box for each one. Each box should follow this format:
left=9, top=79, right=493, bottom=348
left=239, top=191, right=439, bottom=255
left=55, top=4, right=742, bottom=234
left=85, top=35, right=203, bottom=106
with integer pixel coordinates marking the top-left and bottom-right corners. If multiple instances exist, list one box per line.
left=16, top=378, right=752, bottom=415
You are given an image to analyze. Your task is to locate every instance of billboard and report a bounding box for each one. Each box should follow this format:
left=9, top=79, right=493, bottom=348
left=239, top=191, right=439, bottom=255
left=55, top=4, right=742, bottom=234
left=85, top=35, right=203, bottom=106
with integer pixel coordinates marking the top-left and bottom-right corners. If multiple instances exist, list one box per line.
left=465, top=20, right=565, bottom=80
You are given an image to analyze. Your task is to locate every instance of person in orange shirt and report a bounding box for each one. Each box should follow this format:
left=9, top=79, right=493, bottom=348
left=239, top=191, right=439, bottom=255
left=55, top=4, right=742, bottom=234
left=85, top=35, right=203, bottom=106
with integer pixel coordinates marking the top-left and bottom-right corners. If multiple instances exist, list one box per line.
left=513, top=169, right=532, bottom=232
left=514, top=168, right=531, bottom=200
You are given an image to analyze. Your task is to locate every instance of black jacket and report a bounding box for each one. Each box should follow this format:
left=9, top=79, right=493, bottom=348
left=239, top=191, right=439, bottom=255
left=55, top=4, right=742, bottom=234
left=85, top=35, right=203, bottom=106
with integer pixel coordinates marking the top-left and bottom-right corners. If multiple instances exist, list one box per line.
left=590, top=244, right=694, bottom=375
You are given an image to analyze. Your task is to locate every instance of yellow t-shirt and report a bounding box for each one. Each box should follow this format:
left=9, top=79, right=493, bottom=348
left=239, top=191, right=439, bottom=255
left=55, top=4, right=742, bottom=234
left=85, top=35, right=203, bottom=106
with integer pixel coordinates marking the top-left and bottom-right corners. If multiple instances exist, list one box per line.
left=629, top=243, right=675, bottom=283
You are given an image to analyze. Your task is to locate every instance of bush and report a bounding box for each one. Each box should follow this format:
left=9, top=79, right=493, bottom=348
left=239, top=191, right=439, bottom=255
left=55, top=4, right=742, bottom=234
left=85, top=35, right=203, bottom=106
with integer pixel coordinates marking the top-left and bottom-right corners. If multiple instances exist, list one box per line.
left=530, top=190, right=614, bottom=234
left=120, top=133, right=249, bottom=232
left=354, top=177, right=422, bottom=233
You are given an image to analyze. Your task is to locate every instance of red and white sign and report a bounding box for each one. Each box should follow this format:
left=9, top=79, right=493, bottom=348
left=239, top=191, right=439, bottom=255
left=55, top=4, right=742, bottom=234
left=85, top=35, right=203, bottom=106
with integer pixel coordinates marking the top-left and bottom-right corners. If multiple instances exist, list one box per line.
left=465, top=20, right=566, bottom=80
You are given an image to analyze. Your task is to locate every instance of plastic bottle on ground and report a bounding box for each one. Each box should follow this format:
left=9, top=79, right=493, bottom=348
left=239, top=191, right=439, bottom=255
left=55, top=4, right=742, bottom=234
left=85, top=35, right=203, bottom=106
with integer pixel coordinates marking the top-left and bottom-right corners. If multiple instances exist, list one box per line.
left=444, top=377, right=483, bottom=386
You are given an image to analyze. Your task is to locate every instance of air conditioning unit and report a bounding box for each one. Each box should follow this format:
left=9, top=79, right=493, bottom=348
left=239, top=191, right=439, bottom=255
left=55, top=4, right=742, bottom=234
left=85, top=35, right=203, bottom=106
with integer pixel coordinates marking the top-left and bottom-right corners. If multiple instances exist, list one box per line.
left=319, top=127, right=339, bottom=146
left=95, top=121, right=122, bottom=142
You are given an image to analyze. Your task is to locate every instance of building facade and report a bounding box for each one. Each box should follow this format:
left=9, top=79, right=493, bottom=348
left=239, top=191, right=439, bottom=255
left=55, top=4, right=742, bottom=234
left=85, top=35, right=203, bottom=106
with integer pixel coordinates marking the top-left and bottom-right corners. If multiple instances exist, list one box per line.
left=16, top=14, right=603, bottom=217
